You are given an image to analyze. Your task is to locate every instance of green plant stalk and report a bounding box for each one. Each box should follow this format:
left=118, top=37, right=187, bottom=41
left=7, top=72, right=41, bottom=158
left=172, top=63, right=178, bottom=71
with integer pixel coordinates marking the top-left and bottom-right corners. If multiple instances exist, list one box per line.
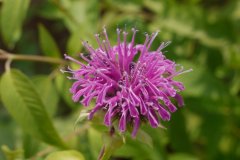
left=0, top=49, right=65, bottom=64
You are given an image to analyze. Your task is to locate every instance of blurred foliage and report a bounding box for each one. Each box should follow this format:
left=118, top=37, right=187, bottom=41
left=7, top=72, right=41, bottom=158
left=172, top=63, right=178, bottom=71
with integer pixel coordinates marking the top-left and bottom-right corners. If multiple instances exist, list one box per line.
left=0, top=0, right=240, bottom=160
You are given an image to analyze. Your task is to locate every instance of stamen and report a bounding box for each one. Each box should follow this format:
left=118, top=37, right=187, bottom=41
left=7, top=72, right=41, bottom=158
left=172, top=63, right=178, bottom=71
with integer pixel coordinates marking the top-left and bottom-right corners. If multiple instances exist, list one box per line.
left=103, top=27, right=112, bottom=53
left=146, top=30, right=159, bottom=51
left=64, top=54, right=85, bottom=66
left=157, top=41, right=172, bottom=52
left=95, top=34, right=103, bottom=51
left=139, top=33, right=150, bottom=61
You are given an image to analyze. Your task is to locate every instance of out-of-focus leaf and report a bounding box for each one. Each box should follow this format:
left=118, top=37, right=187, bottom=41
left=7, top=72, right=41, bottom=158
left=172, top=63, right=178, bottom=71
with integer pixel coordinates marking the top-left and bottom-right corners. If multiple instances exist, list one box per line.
left=23, top=133, right=39, bottom=158
left=33, top=76, right=59, bottom=116
left=0, top=0, right=30, bottom=48
left=201, top=112, right=224, bottom=159
left=150, top=18, right=230, bottom=51
left=168, top=111, right=192, bottom=153
left=1, top=145, right=23, bottom=160
left=0, top=76, right=1, bottom=101
left=45, top=150, right=85, bottom=160
left=0, top=114, right=16, bottom=160
left=38, top=24, right=61, bottom=58
left=231, top=1, right=240, bottom=20
left=61, top=0, right=98, bottom=32
left=99, top=131, right=123, bottom=160
left=114, top=133, right=163, bottom=160
left=74, top=110, right=89, bottom=127
left=55, top=73, right=78, bottom=109
left=38, top=2, right=62, bottom=19
left=169, top=153, right=199, bottom=160
left=136, top=129, right=153, bottom=148
left=143, top=0, right=163, bottom=14
left=88, top=128, right=102, bottom=159
left=67, top=30, right=82, bottom=56
left=0, top=69, right=66, bottom=148
left=174, top=61, right=226, bottom=100
left=106, top=0, right=141, bottom=13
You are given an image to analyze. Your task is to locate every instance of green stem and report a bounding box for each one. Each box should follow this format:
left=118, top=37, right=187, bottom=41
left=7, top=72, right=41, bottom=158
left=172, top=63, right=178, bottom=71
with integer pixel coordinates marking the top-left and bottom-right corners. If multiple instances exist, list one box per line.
left=0, top=49, right=65, bottom=64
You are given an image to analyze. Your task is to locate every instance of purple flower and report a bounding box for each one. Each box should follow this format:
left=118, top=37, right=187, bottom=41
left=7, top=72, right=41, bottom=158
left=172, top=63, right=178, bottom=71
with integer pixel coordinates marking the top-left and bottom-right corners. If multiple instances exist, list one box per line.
left=63, top=27, right=191, bottom=137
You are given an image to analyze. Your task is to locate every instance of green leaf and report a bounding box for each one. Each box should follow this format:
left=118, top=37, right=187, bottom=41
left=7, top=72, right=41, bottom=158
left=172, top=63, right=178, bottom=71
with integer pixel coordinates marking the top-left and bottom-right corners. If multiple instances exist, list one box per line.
left=174, top=61, right=226, bottom=99
left=0, top=69, right=66, bottom=148
left=23, top=132, right=40, bottom=158
left=0, top=0, right=30, bottom=48
left=74, top=110, right=89, bottom=127
left=201, top=113, right=224, bottom=159
left=61, top=0, right=98, bottom=33
left=114, top=133, right=162, bottom=160
left=136, top=129, right=153, bottom=148
left=45, top=150, right=85, bottom=160
left=0, top=118, right=16, bottom=160
left=33, top=76, right=59, bottom=116
left=38, top=24, right=61, bottom=58
left=169, top=153, right=199, bottom=160
left=168, top=111, right=192, bottom=153
left=67, top=30, right=83, bottom=56
left=55, top=73, right=78, bottom=109
left=88, top=128, right=102, bottom=159
left=99, top=131, right=124, bottom=160
left=1, top=145, right=24, bottom=160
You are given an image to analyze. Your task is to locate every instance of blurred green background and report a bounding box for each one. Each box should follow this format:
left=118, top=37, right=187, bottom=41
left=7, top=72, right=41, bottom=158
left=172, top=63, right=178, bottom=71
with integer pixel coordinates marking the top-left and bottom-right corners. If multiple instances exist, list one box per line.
left=0, top=0, right=240, bottom=160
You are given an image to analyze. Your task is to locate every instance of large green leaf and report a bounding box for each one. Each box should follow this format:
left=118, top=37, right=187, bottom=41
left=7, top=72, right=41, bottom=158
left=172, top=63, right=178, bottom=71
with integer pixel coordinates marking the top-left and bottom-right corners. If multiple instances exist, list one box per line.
left=45, top=150, right=85, bottom=160
left=38, top=24, right=61, bottom=58
left=0, top=0, right=30, bottom=48
left=0, top=69, right=66, bottom=148
left=22, top=132, right=40, bottom=158
left=33, top=76, right=59, bottom=116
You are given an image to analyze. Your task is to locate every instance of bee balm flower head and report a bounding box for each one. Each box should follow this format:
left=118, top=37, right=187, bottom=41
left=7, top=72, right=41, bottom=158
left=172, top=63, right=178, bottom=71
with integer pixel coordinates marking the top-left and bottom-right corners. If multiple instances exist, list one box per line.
left=63, top=27, right=191, bottom=137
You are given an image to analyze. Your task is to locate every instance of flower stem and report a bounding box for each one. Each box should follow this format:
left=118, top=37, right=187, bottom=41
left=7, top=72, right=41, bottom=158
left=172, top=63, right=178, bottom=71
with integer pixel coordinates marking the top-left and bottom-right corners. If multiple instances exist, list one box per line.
left=0, top=49, right=66, bottom=64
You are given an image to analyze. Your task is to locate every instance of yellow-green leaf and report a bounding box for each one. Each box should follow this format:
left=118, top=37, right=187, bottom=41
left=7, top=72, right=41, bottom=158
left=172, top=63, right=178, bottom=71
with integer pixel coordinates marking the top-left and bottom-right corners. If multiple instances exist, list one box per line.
left=45, top=150, right=85, bottom=160
left=0, top=69, right=66, bottom=148
left=0, top=0, right=30, bottom=48
left=33, top=76, right=59, bottom=116
left=38, top=24, right=61, bottom=58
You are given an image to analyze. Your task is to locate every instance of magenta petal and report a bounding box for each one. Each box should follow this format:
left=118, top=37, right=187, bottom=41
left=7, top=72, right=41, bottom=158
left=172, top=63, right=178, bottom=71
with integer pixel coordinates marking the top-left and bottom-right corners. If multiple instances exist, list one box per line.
left=88, top=104, right=103, bottom=120
left=119, top=112, right=127, bottom=132
left=131, top=117, right=140, bottom=137
left=96, top=84, right=111, bottom=104
left=72, top=86, right=91, bottom=102
left=81, top=91, right=97, bottom=107
left=104, top=110, right=111, bottom=126
left=157, top=104, right=170, bottom=121
left=174, top=94, right=184, bottom=107
left=129, top=88, right=140, bottom=105
left=166, top=102, right=177, bottom=112
left=128, top=103, right=139, bottom=117
left=148, top=109, right=159, bottom=128
left=139, top=97, right=147, bottom=115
